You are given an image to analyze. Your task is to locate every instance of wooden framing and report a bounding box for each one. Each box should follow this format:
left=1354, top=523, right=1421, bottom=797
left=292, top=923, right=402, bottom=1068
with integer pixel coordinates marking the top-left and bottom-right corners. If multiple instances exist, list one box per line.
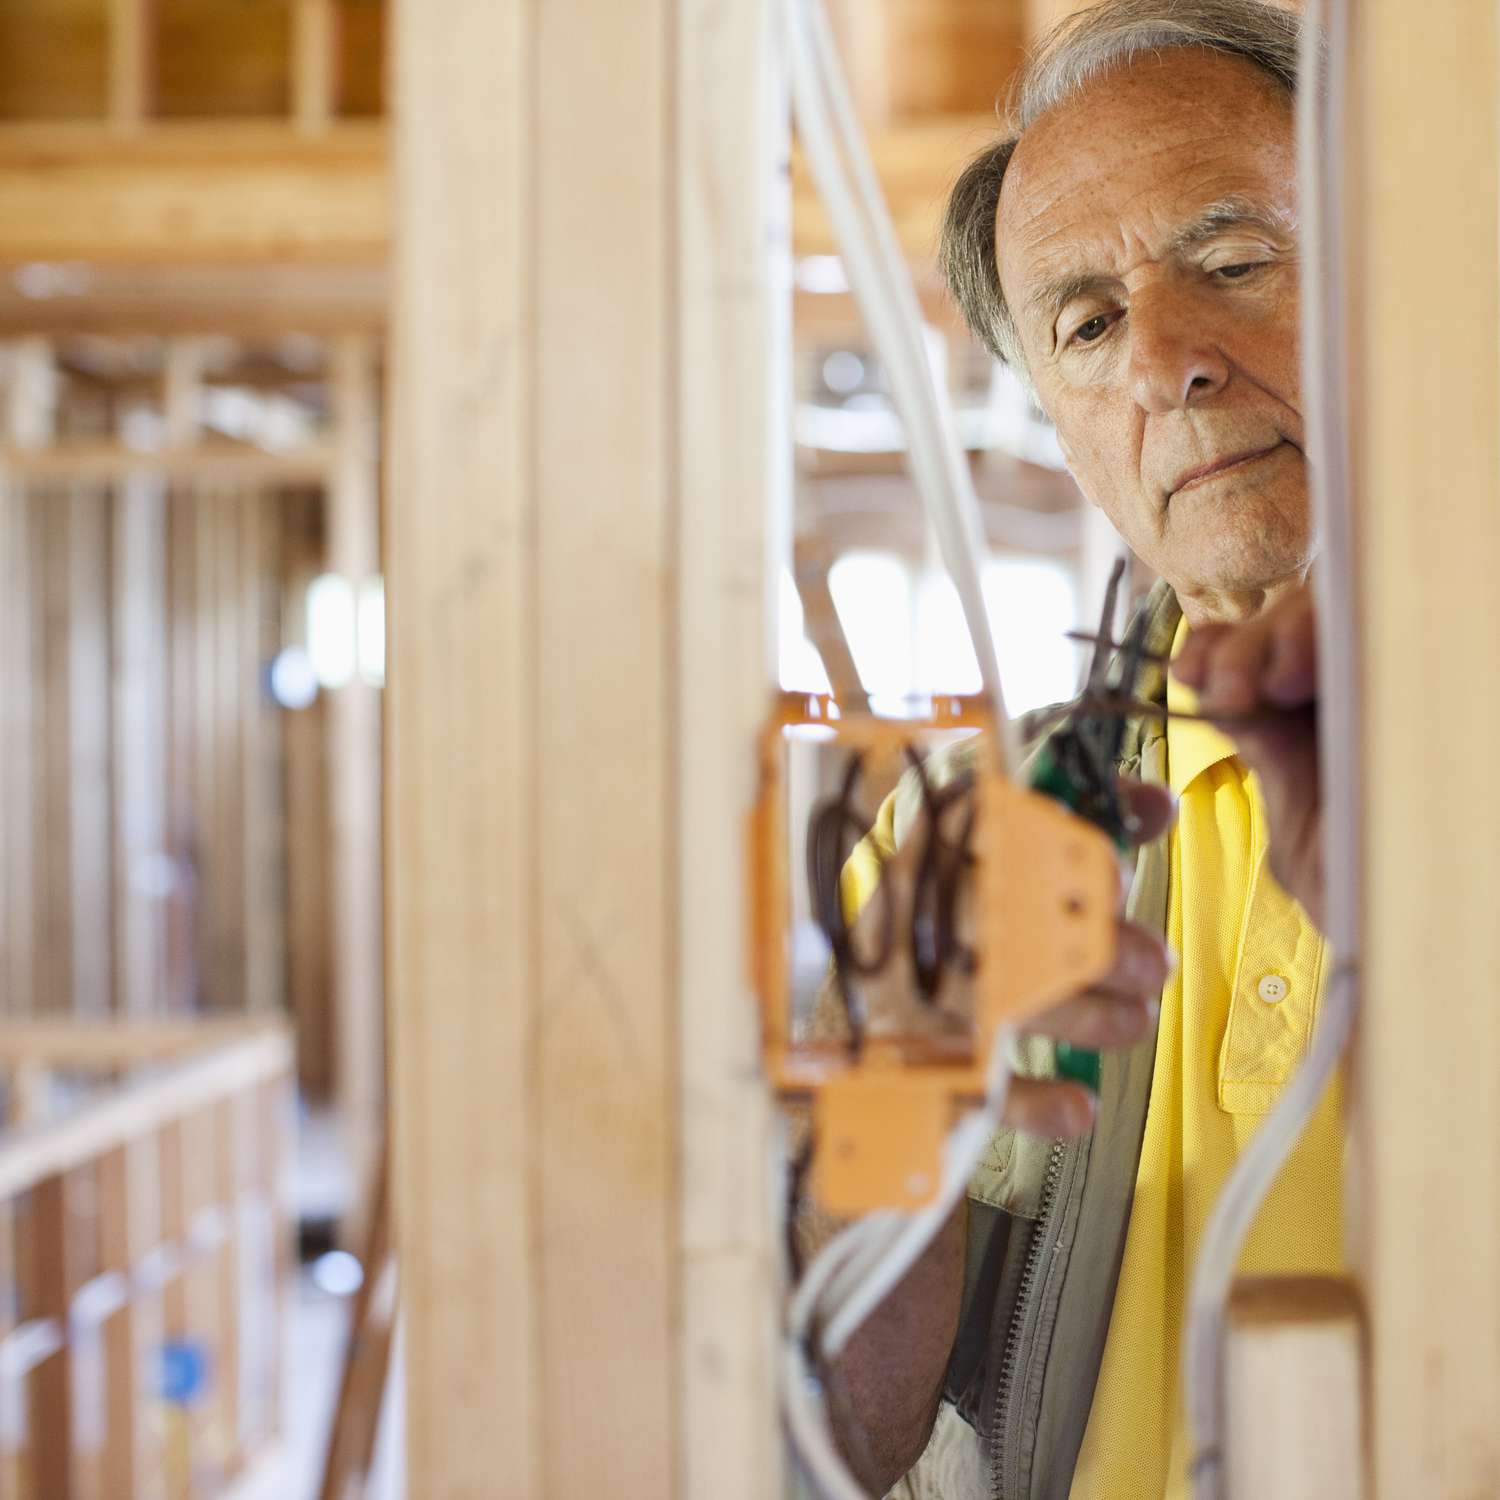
left=107, top=0, right=153, bottom=130
left=1343, top=0, right=1500, bottom=1494
left=386, top=0, right=782, bottom=1495
left=0, top=1019, right=291, bottom=1495
left=0, top=124, right=387, bottom=264
left=293, top=0, right=339, bottom=135
left=328, top=333, right=383, bottom=1239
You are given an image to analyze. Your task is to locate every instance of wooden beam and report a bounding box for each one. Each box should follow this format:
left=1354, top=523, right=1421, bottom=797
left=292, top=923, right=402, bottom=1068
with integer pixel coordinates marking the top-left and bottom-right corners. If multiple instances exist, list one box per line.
left=1347, top=0, right=1500, bottom=1493
left=0, top=264, right=387, bottom=339
left=0, top=1026, right=290, bottom=1203
left=0, top=1016, right=276, bottom=1066
left=0, top=123, right=386, bottom=264
left=0, top=443, right=335, bottom=485
left=388, top=2, right=780, bottom=1497
left=293, top=0, right=339, bottom=134
left=0, top=109, right=998, bottom=267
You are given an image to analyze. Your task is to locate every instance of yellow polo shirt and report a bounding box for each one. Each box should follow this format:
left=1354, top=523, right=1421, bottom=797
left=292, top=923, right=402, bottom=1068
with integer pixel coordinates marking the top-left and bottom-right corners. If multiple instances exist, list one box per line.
left=1068, top=622, right=1345, bottom=1498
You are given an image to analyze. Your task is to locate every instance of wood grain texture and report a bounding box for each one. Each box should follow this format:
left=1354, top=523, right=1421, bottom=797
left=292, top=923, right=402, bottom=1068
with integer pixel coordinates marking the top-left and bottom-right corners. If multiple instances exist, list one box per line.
left=1225, top=1277, right=1365, bottom=1500
left=388, top=1, right=779, bottom=1495
left=676, top=2, right=783, bottom=1493
left=1347, top=1, right=1500, bottom=1494
left=386, top=0, right=540, bottom=1493
left=0, top=124, right=386, bottom=264
left=532, top=1, right=676, bottom=1491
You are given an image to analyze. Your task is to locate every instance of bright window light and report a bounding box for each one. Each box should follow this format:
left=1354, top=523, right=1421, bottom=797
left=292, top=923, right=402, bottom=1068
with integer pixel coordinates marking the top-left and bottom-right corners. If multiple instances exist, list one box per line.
left=982, top=556, right=1079, bottom=715
left=358, top=576, right=386, bottom=687
left=306, top=573, right=356, bottom=690
left=778, top=569, right=833, bottom=694
left=828, top=551, right=914, bottom=715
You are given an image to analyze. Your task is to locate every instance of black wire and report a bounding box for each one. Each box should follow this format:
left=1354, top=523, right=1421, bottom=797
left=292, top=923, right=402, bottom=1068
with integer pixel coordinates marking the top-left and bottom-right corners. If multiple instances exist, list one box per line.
left=805, top=751, right=891, bottom=1056
left=903, top=747, right=976, bottom=1002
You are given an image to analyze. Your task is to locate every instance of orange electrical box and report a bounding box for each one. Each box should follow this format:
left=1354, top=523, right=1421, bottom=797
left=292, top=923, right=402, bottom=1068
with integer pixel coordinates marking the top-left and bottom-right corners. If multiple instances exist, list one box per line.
left=750, top=691, right=1116, bottom=1214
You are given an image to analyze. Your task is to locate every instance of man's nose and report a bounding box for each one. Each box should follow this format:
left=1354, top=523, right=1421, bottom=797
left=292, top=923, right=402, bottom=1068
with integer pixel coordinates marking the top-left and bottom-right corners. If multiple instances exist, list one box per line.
left=1126, top=288, right=1230, bottom=412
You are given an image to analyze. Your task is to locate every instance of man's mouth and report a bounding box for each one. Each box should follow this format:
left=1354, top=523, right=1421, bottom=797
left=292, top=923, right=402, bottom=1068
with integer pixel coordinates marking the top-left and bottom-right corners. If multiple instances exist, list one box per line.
left=1169, top=441, right=1288, bottom=498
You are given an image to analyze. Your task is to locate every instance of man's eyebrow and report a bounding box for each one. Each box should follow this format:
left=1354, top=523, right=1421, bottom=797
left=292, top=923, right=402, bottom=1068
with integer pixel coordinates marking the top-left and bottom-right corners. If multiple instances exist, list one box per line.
left=1168, top=195, right=1296, bottom=253
left=1020, top=197, right=1296, bottom=335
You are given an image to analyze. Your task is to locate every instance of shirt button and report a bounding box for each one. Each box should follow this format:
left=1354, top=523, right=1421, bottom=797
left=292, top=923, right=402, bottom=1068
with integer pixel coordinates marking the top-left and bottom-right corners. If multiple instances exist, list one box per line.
left=1257, top=974, right=1289, bottom=1004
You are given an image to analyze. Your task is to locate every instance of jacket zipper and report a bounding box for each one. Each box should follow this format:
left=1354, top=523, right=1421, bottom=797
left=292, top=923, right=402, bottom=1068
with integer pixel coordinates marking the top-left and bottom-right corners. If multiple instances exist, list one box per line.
left=990, top=1137, right=1067, bottom=1500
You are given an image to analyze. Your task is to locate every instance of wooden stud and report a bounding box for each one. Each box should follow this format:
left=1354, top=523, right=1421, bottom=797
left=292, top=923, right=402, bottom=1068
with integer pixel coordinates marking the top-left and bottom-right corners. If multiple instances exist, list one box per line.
left=387, top=0, right=542, bottom=1485
left=107, top=0, right=154, bottom=130
left=1224, top=1277, right=1365, bottom=1500
left=1346, top=0, right=1500, bottom=1494
left=97, top=1141, right=163, bottom=1500
left=111, top=476, right=169, bottom=1020
left=164, top=488, right=200, bottom=1014
left=676, top=1, right=785, bottom=1490
left=389, top=0, right=780, bottom=1496
left=327, top=333, right=383, bottom=1245
left=293, top=0, right=339, bottom=134
left=2, top=342, right=54, bottom=1022
left=240, top=490, right=284, bottom=1020
left=211, top=1102, right=242, bottom=1478
left=40, top=483, right=76, bottom=1020
left=66, top=485, right=115, bottom=1020
left=281, top=489, right=334, bottom=1099
left=0, top=470, right=37, bottom=1019
left=27, top=1175, right=75, bottom=1500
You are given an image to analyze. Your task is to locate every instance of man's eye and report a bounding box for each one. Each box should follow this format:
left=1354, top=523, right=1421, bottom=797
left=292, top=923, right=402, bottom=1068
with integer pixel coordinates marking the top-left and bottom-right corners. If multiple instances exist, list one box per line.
left=1072, top=314, right=1112, bottom=344
left=1214, top=261, right=1263, bottom=280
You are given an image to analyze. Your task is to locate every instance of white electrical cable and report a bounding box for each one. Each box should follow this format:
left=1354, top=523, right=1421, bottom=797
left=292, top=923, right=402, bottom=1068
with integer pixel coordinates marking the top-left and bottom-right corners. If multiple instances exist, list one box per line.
left=785, top=1032, right=1018, bottom=1499
left=1184, top=5, right=1361, bottom=1495
left=781, top=11, right=1032, bottom=1492
left=787, top=0, right=1020, bottom=775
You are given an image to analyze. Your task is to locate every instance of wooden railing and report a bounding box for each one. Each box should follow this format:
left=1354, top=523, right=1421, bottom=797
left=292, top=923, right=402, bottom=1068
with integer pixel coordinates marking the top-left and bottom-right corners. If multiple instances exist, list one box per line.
left=0, top=1019, right=293, bottom=1499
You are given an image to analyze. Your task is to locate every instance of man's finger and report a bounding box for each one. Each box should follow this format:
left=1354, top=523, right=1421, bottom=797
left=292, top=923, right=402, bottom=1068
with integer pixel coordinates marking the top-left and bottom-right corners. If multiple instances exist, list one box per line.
left=1000, top=1076, right=1097, bottom=1139
left=1025, top=991, right=1157, bottom=1048
left=1119, top=778, right=1175, bottom=848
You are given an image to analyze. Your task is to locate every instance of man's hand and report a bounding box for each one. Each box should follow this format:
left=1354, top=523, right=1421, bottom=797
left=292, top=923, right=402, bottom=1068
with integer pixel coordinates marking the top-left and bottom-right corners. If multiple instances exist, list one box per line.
left=1171, top=584, right=1324, bottom=930
left=1005, top=778, right=1175, bottom=1140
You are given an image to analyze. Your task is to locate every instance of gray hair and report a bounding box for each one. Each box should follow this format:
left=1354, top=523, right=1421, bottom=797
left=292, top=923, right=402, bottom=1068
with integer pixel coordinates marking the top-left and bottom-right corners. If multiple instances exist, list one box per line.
left=939, top=0, right=1305, bottom=371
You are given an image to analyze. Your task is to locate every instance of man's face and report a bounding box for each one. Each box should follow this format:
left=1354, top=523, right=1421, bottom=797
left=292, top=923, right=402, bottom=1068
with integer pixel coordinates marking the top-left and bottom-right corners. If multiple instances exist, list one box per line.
left=996, top=49, right=1307, bottom=622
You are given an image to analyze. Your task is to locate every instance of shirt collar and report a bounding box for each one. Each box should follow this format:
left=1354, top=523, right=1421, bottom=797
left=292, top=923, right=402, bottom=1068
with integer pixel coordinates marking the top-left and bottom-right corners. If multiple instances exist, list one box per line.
left=1167, top=615, right=1239, bottom=794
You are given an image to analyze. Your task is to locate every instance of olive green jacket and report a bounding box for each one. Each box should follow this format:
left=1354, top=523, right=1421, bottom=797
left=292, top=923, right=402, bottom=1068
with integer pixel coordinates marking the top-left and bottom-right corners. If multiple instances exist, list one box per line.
left=886, top=581, right=1183, bottom=1500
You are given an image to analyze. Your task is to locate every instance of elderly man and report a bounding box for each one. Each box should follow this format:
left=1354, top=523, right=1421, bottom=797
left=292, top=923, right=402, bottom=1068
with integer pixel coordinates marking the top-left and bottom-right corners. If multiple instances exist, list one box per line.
left=817, top=3, right=1332, bottom=1498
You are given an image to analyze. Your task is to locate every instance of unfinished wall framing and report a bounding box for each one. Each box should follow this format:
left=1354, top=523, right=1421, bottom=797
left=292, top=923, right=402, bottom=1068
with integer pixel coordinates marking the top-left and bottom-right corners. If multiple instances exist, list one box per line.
left=386, top=0, right=784, bottom=1495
